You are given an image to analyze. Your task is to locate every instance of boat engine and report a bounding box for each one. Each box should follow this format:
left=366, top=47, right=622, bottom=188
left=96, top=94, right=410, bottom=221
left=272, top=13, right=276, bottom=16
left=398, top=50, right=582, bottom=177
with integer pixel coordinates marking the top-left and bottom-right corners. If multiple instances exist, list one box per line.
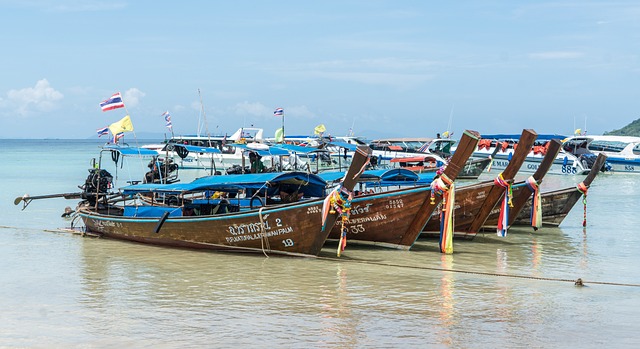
left=80, top=168, right=114, bottom=205
left=144, top=157, right=179, bottom=184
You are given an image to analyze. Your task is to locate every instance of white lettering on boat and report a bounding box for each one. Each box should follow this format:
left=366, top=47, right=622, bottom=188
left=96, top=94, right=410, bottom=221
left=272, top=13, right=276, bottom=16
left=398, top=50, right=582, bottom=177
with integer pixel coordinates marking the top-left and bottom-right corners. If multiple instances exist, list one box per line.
left=350, top=204, right=372, bottom=215
left=347, top=211, right=387, bottom=224
left=93, top=219, right=120, bottom=228
left=307, top=206, right=321, bottom=215
left=225, top=226, right=294, bottom=243
left=386, top=199, right=404, bottom=209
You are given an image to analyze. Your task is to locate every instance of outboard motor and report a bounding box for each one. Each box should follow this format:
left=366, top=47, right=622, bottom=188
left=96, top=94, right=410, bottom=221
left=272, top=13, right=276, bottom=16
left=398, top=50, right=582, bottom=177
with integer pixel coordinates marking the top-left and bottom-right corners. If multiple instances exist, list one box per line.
left=80, top=168, right=114, bottom=205
left=144, top=157, right=179, bottom=183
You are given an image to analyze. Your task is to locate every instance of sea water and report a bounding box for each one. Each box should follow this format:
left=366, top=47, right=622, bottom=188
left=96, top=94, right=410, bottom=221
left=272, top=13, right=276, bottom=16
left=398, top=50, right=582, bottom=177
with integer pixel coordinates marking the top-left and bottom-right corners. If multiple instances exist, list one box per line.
left=1, top=139, right=639, bottom=348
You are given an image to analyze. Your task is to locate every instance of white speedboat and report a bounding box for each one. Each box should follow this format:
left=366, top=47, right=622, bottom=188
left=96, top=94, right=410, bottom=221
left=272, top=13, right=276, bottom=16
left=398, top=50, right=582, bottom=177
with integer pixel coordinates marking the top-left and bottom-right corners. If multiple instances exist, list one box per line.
left=143, top=127, right=266, bottom=173
left=472, top=134, right=590, bottom=175
left=562, top=135, right=640, bottom=173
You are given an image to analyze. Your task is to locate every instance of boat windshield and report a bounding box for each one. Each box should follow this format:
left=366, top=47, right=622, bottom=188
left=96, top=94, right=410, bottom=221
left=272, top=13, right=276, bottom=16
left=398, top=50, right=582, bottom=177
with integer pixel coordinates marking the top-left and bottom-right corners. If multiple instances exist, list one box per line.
left=588, top=140, right=629, bottom=153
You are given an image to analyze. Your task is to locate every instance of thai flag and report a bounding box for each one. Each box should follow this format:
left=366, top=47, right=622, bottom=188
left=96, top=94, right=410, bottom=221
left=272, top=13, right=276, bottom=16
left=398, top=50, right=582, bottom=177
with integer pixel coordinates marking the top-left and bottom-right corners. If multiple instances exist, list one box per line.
left=113, top=132, right=124, bottom=143
left=274, top=107, right=284, bottom=116
left=100, top=92, right=125, bottom=112
left=162, top=111, right=172, bottom=129
left=96, top=126, right=109, bottom=137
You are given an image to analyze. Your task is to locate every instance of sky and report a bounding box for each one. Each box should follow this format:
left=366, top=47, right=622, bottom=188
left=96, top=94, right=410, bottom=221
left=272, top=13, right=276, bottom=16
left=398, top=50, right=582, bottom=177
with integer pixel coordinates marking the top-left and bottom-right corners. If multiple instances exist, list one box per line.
left=1, top=0, right=639, bottom=140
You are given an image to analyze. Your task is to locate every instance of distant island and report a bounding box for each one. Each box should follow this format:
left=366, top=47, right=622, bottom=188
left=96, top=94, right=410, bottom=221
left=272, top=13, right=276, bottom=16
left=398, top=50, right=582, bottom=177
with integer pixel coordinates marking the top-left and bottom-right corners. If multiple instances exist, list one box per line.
left=605, top=118, right=640, bottom=136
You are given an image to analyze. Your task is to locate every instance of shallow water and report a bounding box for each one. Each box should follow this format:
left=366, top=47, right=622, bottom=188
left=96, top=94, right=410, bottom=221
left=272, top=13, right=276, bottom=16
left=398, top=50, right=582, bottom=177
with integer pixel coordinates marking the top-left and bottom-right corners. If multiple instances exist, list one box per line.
left=1, top=140, right=639, bottom=348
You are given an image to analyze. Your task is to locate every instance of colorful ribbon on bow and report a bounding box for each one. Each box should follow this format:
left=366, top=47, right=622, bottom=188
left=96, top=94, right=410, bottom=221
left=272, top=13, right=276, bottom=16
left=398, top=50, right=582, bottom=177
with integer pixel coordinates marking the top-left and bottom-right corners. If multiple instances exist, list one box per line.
left=525, top=176, right=542, bottom=230
left=494, top=173, right=513, bottom=237
left=321, top=185, right=354, bottom=256
left=431, top=174, right=455, bottom=254
left=577, top=181, right=588, bottom=227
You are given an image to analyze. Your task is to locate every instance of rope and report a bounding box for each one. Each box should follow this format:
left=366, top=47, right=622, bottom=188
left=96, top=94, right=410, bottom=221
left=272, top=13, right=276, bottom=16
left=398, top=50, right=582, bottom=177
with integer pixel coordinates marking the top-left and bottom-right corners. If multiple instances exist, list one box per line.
left=258, top=207, right=270, bottom=258
left=4, top=225, right=639, bottom=288
left=494, top=173, right=513, bottom=237
left=577, top=182, right=588, bottom=227
left=314, top=255, right=640, bottom=288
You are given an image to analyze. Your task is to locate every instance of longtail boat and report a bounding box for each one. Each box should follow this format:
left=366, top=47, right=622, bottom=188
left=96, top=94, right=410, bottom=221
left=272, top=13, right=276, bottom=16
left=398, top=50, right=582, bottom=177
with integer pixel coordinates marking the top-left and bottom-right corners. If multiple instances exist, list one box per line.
left=512, top=153, right=608, bottom=227
left=481, top=139, right=563, bottom=231
left=324, top=130, right=481, bottom=251
left=20, top=143, right=372, bottom=257
left=421, top=129, right=538, bottom=239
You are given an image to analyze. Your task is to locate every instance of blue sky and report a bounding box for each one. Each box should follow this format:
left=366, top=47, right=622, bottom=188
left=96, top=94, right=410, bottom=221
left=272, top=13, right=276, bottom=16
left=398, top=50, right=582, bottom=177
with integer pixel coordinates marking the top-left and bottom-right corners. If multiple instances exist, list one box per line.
left=1, top=1, right=639, bottom=140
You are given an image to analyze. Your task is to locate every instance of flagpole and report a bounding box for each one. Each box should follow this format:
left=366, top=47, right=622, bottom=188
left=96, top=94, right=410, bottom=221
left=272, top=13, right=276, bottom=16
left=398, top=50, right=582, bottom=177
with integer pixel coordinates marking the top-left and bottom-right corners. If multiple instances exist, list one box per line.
left=282, top=112, right=285, bottom=143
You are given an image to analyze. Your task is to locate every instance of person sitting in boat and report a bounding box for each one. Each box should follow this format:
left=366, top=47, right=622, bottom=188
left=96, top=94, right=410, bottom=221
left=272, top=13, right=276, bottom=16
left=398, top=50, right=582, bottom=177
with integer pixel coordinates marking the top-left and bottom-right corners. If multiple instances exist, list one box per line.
left=249, top=152, right=265, bottom=173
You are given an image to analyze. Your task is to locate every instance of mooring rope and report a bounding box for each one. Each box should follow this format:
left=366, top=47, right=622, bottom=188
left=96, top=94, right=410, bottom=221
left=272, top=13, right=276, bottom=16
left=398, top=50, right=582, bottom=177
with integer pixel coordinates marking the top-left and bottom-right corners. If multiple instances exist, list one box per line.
left=314, top=255, right=640, bottom=288
left=4, top=225, right=638, bottom=288
left=258, top=207, right=270, bottom=258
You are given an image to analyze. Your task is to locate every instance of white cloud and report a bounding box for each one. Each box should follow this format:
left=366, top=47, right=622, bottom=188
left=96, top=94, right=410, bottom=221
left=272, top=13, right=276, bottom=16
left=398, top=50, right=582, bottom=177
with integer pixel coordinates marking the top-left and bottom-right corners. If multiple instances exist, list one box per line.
left=283, top=105, right=316, bottom=120
left=529, top=51, right=584, bottom=60
left=233, top=101, right=271, bottom=117
left=6, top=79, right=64, bottom=116
left=123, top=88, right=145, bottom=108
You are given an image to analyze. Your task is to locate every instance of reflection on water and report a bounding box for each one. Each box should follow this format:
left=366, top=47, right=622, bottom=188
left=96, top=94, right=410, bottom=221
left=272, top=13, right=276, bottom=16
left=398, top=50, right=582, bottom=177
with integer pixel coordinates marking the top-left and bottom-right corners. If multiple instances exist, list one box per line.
left=2, top=141, right=640, bottom=347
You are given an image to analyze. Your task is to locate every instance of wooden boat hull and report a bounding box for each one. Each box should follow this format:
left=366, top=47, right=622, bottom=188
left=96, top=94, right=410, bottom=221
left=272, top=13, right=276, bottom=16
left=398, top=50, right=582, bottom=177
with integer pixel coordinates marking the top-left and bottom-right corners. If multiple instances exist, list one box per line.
left=421, top=181, right=495, bottom=239
left=79, top=199, right=333, bottom=257
left=422, top=129, right=539, bottom=239
left=327, top=186, right=433, bottom=249
left=511, top=187, right=583, bottom=227
left=325, top=129, right=482, bottom=250
left=480, top=184, right=539, bottom=229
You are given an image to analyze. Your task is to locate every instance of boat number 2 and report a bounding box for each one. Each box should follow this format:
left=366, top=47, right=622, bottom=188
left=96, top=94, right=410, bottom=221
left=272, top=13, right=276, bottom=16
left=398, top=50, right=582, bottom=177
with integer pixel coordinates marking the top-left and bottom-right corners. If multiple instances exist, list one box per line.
left=282, top=239, right=294, bottom=247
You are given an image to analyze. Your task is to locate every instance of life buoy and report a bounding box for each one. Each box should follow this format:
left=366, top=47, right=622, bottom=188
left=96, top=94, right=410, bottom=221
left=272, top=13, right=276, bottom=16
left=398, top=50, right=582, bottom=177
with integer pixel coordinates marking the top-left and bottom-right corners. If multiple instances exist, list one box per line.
left=176, top=146, right=189, bottom=159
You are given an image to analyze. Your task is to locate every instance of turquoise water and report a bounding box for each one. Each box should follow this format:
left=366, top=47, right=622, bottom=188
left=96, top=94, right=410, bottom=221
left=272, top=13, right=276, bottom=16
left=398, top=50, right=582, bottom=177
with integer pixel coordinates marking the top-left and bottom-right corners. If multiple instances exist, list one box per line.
left=1, top=139, right=639, bottom=348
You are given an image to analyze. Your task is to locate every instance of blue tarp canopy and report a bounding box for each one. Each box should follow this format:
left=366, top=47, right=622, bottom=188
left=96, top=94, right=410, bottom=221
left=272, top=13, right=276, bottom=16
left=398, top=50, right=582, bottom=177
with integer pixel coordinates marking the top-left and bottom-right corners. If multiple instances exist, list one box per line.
left=121, top=171, right=327, bottom=198
left=319, top=168, right=421, bottom=187
left=316, top=171, right=345, bottom=183
left=325, top=141, right=358, bottom=151
left=102, top=144, right=160, bottom=157
left=273, top=143, right=327, bottom=155
left=233, top=143, right=290, bottom=157
left=359, top=168, right=419, bottom=182
left=416, top=172, right=437, bottom=185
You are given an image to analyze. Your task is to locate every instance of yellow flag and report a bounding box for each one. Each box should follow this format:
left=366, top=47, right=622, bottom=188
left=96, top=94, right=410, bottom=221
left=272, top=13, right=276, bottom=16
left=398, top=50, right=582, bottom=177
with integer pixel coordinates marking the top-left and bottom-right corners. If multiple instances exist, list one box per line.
left=109, top=115, right=134, bottom=135
left=314, top=124, right=326, bottom=136
left=274, top=127, right=284, bottom=143
left=574, top=128, right=582, bottom=135
left=442, top=131, right=450, bottom=138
